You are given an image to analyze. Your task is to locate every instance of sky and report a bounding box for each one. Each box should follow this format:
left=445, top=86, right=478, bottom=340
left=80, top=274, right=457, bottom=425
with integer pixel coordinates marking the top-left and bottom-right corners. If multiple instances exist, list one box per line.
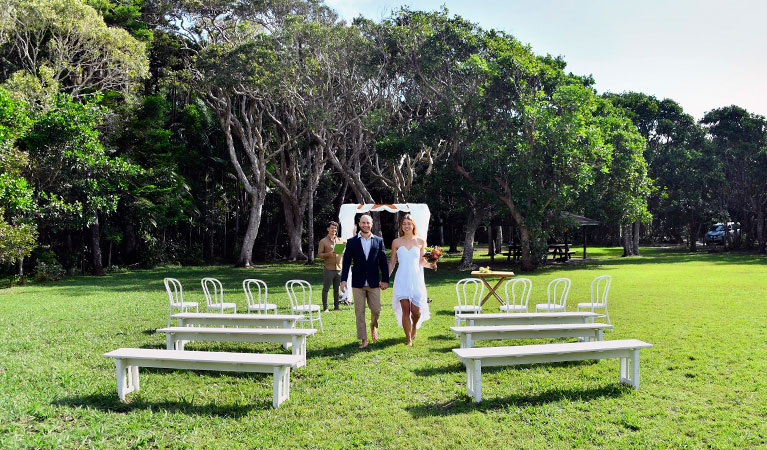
left=325, top=0, right=767, bottom=121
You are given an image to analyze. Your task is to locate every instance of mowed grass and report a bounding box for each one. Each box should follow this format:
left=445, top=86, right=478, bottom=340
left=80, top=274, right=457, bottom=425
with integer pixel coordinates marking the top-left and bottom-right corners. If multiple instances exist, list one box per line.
left=1, top=247, right=767, bottom=449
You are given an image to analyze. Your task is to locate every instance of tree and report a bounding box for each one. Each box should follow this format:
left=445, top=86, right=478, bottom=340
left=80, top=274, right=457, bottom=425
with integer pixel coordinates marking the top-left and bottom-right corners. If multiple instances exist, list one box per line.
left=0, top=87, right=36, bottom=277
left=21, top=94, right=140, bottom=274
left=1, top=0, right=149, bottom=99
left=582, top=97, right=651, bottom=256
left=701, top=106, right=767, bottom=252
left=167, top=0, right=336, bottom=266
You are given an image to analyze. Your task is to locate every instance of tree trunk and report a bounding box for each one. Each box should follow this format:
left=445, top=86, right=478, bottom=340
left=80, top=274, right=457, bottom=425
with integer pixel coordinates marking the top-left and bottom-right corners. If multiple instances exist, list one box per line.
left=333, top=178, right=348, bottom=217
left=458, top=209, right=483, bottom=269
left=758, top=204, right=765, bottom=253
left=632, top=220, right=641, bottom=256
left=622, top=224, right=632, bottom=257
left=108, top=241, right=113, bottom=267
left=281, top=194, right=307, bottom=261
left=237, top=192, right=265, bottom=267
left=518, top=225, right=535, bottom=271
left=90, top=215, right=104, bottom=275
left=17, top=257, right=23, bottom=281
left=449, top=222, right=458, bottom=253
left=494, top=225, right=503, bottom=254
left=487, top=224, right=494, bottom=258
left=688, top=219, right=700, bottom=253
left=306, top=187, right=315, bottom=264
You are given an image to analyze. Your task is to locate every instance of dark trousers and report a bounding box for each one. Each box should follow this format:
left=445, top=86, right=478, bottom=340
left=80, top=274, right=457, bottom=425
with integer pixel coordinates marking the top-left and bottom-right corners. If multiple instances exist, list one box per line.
left=322, top=268, right=341, bottom=309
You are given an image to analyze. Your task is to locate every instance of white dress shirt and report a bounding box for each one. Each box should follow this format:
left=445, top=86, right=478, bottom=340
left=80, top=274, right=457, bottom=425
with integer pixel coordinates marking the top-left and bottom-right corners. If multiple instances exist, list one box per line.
left=358, top=232, right=374, bottom=286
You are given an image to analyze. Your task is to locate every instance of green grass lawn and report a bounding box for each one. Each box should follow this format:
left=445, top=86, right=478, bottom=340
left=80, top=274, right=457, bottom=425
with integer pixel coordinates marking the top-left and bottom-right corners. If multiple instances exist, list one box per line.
left=2, top=247, right=767, bottom=449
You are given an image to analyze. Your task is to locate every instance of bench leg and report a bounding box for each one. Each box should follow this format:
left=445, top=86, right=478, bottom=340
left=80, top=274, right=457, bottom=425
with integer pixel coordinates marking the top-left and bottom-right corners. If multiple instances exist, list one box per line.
left=272, top=366, right=291, bottom=408
left=465, top=359, right=475, bottom=399
left=116, top=359, right=127, bottom=401
left=619, top=351, right=641, bottom=389
left=597, top=329, right=604, bottom=341
left=292, top=336, right=306, bottom=368
left=115, top=359, right=138, bottom=402
left=620, top=357, right=628, bottom=384
left=631, top=350, right=640, bottom=389
left=131, top=366, right=140, bottom=391
left=166, top=334, right=174, bottom=350
left=472, top=360, right=482, bottom=402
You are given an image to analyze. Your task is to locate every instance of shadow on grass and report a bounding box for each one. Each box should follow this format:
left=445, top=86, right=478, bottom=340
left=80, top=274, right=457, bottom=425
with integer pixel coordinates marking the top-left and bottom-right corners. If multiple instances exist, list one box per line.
left=407, top=384, right=629, bottom=417
left=413, top=360, right=597, bottom=377
left=307, top=337, right=403, bottom=360
left=427, top=334, right=455, bottom=341
left=54, top=392, right=265, bottom=417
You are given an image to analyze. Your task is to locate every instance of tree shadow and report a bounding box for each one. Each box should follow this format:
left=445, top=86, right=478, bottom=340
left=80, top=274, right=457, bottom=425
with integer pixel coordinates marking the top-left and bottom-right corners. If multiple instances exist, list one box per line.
left=307, top=337, right=402, bottom=360
left=406, top=384, right=629, bottom=417
left=427, top=334, right=455, bottom=341
left=53, top=392, right=265, bottom=417
left=412, top=359, right=596, bottom=377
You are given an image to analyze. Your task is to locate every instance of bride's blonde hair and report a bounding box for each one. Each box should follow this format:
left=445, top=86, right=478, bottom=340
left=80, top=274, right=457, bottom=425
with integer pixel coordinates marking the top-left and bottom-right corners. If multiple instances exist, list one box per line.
left=398, top=214, right=417, bottom=237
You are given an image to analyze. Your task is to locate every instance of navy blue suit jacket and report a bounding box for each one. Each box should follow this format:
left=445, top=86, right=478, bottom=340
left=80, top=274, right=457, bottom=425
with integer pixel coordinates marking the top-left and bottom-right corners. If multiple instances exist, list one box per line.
left=340, top=234, right=389, bottom=288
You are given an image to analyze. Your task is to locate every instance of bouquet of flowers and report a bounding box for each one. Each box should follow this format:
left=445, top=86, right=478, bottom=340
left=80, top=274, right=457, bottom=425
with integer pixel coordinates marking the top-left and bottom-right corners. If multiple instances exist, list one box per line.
left=424, top=246, right=443, bottom=270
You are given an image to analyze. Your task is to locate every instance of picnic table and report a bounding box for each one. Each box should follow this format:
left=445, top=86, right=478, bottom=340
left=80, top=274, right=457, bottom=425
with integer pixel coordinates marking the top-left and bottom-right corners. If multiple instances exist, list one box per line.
left=548, top=244, right=576, bottom=261
left=470, top=270, right=515, bottom=306
left=504, top=245, right=522, bottom=262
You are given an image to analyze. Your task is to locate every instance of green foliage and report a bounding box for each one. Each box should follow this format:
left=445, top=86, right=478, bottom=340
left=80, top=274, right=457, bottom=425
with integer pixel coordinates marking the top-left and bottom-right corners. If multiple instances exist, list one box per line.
left=0, top=209, right=37, bottom=264
left=608, top=92, right=720, bottom=243
left=2, top=0, right=149, bottom=99
left=33, top=261, right=65, bottom=281
left=21, top=93, right=141, bottom=229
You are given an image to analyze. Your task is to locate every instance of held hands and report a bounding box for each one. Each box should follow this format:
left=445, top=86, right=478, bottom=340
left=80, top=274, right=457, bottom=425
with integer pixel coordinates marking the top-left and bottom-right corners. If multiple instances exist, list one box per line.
left=340, top=281, right=346, bottom=293
left=379, top=281, right=389, bottom=290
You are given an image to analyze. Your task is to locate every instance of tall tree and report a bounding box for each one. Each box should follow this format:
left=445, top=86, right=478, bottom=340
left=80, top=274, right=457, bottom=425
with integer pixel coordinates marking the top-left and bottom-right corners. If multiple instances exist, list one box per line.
left=20, top=94, right=140, bottom=274
left=1, top=0, right=149, bottom=99
left=701, top=106, right=767, bottom=252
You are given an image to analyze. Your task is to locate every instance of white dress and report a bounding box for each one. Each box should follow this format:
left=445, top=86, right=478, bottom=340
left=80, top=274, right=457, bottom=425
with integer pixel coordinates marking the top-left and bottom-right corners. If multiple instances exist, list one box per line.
left=392, top=246, right=431, bottom=329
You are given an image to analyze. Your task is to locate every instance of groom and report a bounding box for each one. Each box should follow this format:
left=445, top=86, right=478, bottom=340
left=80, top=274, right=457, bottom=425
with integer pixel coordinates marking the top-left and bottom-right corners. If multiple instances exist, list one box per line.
left=340, top=214, right=389, bottom=348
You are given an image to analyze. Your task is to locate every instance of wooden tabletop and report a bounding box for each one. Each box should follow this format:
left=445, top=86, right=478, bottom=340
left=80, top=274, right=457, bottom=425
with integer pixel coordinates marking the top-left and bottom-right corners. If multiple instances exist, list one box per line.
left=470, top=270, right=516, bottom=277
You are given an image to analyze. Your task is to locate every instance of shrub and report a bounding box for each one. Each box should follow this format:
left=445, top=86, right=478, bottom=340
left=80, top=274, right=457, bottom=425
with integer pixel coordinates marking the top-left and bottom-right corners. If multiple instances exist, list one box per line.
left=34, top=262, right=65, bottom=282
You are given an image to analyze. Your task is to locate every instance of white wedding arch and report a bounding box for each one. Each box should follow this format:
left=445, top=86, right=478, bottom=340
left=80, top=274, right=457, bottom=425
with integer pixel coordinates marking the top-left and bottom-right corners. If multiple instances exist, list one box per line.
left=338, top=203, right=431, bottom=242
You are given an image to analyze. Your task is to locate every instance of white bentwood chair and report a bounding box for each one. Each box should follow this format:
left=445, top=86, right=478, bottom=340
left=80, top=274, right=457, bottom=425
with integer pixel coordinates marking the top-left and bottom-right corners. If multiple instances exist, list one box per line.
left=454, top=278, right=485, bottom=327
left=243, top=279, right=277, bottom=314
left=201, top=277, right=237, bottom=314
left=577, top=275, right=612, bottom=325
left=500, top=278, right=532, bottom=313
left=535, top=278, right=571, bottom=312
left=164, top=278, right=198, bottom=326
left=286, top=280, right=323, bottom=332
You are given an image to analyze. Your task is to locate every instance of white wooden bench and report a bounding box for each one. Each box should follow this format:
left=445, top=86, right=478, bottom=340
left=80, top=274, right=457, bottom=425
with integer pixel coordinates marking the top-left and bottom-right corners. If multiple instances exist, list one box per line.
left=171, top=312, right=301, bottom=329
left=103, top=348, right=302, bottom=408
left=156, top=327, right=317, bottom=368
left=455, top=312, right=603, bottom=327
left=449, top=323, right=613, bottom=348
left=452, top=339, right=652, bottom=402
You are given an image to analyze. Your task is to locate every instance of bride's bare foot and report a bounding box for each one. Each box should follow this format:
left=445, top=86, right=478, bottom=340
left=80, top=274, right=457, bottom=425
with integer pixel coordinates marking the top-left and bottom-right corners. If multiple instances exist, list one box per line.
left=411, top=328, right=417, bottom=340
left=359, top=340, right=369, bottom=349
left=406, top=340, right=413, bottom=346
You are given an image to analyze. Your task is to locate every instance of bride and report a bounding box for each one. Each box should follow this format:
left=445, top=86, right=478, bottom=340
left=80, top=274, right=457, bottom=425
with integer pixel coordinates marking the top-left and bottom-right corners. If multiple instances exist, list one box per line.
left=388, top=214, right=436, bottom=346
